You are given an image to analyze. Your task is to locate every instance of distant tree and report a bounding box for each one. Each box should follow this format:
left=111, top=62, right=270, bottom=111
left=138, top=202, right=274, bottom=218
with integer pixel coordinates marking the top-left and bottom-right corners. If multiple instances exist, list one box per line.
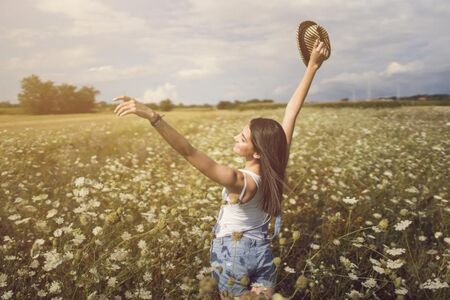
left=55, top=83, right=78, bottom=113
left=75, top=86, right=98, bottom=113
left=217, top=100, right=234, bottom=109
left=340, top=97, right=349, bottom=102
left=18, top=74, right=58, bottom=114
left=0, top=101, right=14, bottom=107
left=18, top=74, right=99, bottom=114
left=159, top=98, right=174, bottom=111
left=146, top=102, right=160, bottom=110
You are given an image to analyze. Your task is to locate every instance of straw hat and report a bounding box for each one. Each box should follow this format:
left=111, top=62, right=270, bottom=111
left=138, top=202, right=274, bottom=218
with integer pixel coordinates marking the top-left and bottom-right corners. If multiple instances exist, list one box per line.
left=297, top=20, right=331, bottom=66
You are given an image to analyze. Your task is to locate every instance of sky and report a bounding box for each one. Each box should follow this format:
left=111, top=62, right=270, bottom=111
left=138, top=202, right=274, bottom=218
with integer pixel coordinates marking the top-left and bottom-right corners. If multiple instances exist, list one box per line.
left=1, top=0, right=449, bottom=105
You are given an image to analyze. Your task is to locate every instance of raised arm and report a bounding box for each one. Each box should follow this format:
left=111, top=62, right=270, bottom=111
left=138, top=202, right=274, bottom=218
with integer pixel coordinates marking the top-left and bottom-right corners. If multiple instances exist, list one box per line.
left=282, top=39, right=329, bottom=156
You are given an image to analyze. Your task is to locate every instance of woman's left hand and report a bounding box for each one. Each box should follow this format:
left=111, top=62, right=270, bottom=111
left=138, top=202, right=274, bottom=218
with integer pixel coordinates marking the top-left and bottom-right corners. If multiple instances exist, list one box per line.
left=113, top=95, right=156, bottom=120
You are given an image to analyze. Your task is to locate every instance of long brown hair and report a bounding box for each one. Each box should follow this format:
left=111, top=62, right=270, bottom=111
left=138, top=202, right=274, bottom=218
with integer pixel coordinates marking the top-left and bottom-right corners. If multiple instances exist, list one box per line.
left=249, top=117, right=291, bottom=217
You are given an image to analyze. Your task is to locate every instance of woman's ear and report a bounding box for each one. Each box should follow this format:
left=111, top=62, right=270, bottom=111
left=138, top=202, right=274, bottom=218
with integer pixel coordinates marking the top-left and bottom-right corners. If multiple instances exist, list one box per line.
left=253, top=153, right=261, bottom=159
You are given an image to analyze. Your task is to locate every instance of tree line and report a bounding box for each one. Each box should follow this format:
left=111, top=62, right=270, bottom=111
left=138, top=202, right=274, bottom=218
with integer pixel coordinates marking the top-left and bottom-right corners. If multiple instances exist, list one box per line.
left=3, top=74, right=281, bottom=114
left=17, top=75, right=99, bottom=114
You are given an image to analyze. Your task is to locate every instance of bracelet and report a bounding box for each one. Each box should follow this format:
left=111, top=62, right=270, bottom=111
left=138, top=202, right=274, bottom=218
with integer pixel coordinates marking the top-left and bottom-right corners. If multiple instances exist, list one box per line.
left=150, top=113, right=166, bottom=127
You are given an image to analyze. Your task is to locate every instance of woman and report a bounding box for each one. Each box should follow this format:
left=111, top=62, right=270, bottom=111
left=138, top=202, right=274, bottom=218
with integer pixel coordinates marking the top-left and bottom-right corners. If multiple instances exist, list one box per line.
left=114, top=39, right=329, bottom=299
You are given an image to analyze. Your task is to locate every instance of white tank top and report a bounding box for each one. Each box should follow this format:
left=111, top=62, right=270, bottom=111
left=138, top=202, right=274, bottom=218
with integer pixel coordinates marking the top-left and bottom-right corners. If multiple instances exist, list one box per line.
left=215, top=168, right=270, bottom=240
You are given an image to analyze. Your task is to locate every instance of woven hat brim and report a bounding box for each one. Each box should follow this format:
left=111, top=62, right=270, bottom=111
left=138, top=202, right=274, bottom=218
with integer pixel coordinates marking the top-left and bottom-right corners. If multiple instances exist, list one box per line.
left=297, top=20, right=331, bottom=66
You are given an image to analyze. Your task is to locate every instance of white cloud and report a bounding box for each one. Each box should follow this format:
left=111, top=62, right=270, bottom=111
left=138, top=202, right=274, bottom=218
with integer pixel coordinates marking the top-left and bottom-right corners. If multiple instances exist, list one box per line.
left=142, top=83, right=179, bottom=103
left=273, top=84, right=291, bottom=95
left=0, top=28, right=51, bottom=48
left=2, top=46, right=98, bottom=71
left=84, top=65, right=150, bottom=82
left=35, top=0, right=148, bottom=36
left=382, top=61, right=422, bottom=77
left=176, top=57, right=222, bottom=79
left=1, top=0, right=449, bottom=103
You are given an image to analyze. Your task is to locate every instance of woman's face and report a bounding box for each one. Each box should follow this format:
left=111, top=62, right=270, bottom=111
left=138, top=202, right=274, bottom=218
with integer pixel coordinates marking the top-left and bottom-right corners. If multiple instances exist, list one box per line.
left=233, top=124, right=254, bottom=156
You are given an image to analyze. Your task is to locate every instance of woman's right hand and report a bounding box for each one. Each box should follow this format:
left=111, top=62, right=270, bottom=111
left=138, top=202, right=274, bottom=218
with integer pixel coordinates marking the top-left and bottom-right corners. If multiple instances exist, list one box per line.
left=308, top=39, right=329, bottom=71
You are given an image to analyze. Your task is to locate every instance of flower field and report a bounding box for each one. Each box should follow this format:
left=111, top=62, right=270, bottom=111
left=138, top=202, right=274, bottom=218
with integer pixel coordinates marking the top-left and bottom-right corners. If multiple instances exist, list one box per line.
left=0, top=106, right=449, bottom=299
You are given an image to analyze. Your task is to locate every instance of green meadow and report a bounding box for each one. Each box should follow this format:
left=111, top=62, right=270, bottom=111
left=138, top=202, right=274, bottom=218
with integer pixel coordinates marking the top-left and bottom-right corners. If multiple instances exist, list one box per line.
left=0, top=106, right=449, bottom=299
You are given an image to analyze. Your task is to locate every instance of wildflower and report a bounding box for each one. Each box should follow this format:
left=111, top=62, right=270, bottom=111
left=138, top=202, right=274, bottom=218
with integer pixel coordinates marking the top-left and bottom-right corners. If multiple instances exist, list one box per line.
left=444, top=237, right=450, bottom=245
left=92, top=226, right=102, bottom=236
left=0, top=274, right=7, bottom=288
left=386, top=248, right=406, bottom=256
left=310, top=243, right=320, bottom=250
left=227, top=277, right=235, bottom=287
left=295, top=275, right=308, bottom=289
left=42, top=250, right=63, bottom=272
left=107, top=277, right=117, bottom=287
left=8, top=214, right=21, bottom=221
left=109, top=248, right=129, bottom=262
left=121, top=231, right=132, bottom=241
left=284, top=266, right=295, bottom=273
left=340, top=256, right=357, bottom=270
left=395, top=287, right=408, bottom=295
left=49, top=281, right=61, bottom=294
left=372, top=266, right=385, bottom=274
left=418, top=235, right=427, bottom=241
left=372, top=213, right=382, bottom=219
left=405, top=186, right=419, bottom=193
left=137, top=240, right=147, bottom=250
left=333, top=239, right=341, bottom=246
left=37, top=290, right=47, bottom=297
left=386, top=259, right=405, bottom=269
left=30, top=239, right=45, bottom=259
left=292, top=231, right=300, bottom=241
left=53, top=228, right=63, bottom=237
left=72, top=233, right=86, bottom=246
left=136, top=224, right=144, bottom=233
left=1, top=291, right=13, bottom=300
left=434, top=232, right=443, bottom=239
left=399, top=209, right=408, bottom=216
left=271, top=294, right=287, bottom=300
left=346, top=289, right=363, bottom=299
left=419, top=278, right=449, bottom=290
left=343, top=196, right=358, bottom=205
left=143, top=272, right=152, bottom=282
left=87, top=292, right=97, bottom=300
left=273, top=257, right=281, bottom=268
left=362, top=278, right=377, bottom=288
left=377, top=218, right=389, bottom=230
left=46, top=209, right=58, bottom=219
left=240, top=275, right=250, bottom=286
left=74, top=177, right=85, bottom=187
left=394, top=220, right=412, bottom=231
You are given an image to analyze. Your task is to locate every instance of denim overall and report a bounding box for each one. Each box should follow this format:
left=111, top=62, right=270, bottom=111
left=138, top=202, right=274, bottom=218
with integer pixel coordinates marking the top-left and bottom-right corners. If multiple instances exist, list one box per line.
left=209, top=169, right=283, bottom=296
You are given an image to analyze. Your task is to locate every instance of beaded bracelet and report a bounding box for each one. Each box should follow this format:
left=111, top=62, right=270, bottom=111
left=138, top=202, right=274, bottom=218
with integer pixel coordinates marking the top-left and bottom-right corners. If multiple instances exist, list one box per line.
left=150, top=113, right=165, bottom=127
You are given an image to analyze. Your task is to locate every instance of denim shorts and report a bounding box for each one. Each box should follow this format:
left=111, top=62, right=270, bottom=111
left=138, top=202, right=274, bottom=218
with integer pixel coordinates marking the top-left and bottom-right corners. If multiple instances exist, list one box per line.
left=209, top=235, right=277, bottom=297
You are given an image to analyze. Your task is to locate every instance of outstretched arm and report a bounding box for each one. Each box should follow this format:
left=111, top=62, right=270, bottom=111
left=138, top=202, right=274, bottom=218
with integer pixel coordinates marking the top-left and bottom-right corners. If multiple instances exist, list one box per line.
left=113, top=98, right=245, bottom=192
left=282, top=39, right=329, bottom=157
